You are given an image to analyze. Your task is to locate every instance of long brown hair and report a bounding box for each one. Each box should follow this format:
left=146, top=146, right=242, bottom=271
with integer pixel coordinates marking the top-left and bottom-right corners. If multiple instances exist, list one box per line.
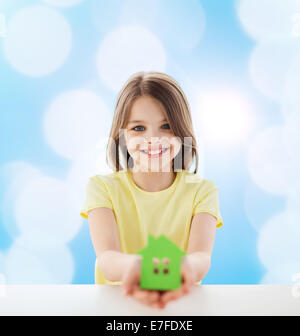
left=106, top=71, right=199, bottom=174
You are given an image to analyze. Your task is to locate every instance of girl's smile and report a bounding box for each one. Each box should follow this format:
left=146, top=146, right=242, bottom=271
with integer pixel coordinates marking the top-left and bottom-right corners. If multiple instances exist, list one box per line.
left=139, top=147, right=169, bottom=158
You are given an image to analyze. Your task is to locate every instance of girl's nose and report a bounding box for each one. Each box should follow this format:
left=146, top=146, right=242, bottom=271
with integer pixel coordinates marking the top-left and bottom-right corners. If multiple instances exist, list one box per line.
left=145, top=134, right=161, bottom=144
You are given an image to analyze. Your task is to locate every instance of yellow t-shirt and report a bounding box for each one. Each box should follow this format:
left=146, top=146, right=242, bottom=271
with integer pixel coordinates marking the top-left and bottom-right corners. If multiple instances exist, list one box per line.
left=80, top=168, right=223, bottom=286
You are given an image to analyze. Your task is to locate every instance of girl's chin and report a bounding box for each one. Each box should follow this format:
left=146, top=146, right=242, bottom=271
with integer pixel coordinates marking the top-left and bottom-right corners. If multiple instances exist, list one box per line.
left=129, top=149, right=174, bottom=170
left=137, top=162, right=172, bottom=171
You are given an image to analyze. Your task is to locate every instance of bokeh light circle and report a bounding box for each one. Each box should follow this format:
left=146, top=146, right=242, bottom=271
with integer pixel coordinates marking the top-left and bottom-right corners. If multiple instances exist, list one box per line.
left=66, top=140, right=112, bottom=217
left=249, top=42, right=299, bottom=101
left=260, top=262, right=300, bottom=284
left=257, top=212, right=300, bottom=270
left=4, top=243, right=74, bottom=284
left=3, top=5, right=72, bottom=76
left=237, top=0, right=300, bottom=42
left=96, top=25, right=166, bottom=92
left=282, top=50, right=300, bottom=118
left=246, top=126, right=296, bottom=195
left=44, top=90, right=111, bottom=160
left=0, top=161, right=43, bottom=239
left=194, top=89, right=254, bottom=146
left=14, top=175, right=82, bottom=249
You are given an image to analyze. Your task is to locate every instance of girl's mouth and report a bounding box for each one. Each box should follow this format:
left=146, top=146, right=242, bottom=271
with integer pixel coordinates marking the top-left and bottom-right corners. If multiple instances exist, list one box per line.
left=139, top=147, right=169, bottom=158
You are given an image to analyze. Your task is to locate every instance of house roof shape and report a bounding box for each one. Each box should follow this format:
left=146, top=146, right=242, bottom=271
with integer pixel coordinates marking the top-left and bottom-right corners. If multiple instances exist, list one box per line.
left=137, top=234, right=186, bottom=258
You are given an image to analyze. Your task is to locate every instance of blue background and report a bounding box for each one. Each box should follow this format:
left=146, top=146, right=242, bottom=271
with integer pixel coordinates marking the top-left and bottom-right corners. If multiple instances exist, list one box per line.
left=0, top=0, right=296, bottom=284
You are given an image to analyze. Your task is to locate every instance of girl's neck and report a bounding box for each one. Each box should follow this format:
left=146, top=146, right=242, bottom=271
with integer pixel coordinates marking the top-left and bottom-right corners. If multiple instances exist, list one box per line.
left=128, top=168, right=176, bottom=192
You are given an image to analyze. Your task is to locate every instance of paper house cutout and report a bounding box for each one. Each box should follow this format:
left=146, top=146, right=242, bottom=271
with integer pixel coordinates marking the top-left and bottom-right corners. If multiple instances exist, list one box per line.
left=137, top=234, right=186, bottom=290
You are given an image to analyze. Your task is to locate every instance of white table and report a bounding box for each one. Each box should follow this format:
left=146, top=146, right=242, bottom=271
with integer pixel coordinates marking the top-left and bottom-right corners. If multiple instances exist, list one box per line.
left=0, top=285, right=299, bottom=316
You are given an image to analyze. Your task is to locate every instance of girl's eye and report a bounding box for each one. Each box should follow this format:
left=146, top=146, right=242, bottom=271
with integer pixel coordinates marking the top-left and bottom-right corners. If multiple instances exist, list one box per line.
left=132, top=124, right=170, bottom=131
left=132, top=125, right=144, bottom=131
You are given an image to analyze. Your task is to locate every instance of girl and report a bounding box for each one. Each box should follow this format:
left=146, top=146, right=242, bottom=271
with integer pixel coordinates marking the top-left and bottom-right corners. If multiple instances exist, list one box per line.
left=80, top=71, right=223, bottom=310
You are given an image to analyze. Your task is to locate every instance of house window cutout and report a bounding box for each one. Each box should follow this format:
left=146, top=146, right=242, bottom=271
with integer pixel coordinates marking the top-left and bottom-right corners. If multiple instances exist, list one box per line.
left=163, top=268, right=169, bottom=274
left=162, top=257, right=170, bottom=265
left=153, top=268, right=159, bottom=274
left=152, top=257, right=159, bottom=265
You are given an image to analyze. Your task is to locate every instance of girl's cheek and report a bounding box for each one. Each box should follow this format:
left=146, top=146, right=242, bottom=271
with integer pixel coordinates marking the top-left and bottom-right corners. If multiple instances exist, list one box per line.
left=126, top=134, right=144, bottom=153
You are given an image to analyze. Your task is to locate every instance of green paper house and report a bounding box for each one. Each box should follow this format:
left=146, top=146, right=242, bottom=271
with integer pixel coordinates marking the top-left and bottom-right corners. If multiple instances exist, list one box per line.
left=137, top=234, right=186, bottom=291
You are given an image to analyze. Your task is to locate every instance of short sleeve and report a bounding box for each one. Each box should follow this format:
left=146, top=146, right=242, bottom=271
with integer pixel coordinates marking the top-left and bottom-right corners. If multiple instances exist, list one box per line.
left=192, top=180, right=223, bottom=228
left=80, top=176, right=113, bottom=219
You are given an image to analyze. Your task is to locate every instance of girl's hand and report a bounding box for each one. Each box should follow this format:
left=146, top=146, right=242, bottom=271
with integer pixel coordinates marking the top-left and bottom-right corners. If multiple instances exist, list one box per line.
left=159, top=256, right=197, bottom=308
left=121, top=254, right=162, bottom=309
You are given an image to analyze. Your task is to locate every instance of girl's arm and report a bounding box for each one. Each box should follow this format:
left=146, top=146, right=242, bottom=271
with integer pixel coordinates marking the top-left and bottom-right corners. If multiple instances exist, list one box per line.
left=88, top=207, right=139, bottom=282
left=159, top=212, right=217, bottom=307
left=185, top=212, right=217, bottom=283
left=88, top=207, right=161, bottom=308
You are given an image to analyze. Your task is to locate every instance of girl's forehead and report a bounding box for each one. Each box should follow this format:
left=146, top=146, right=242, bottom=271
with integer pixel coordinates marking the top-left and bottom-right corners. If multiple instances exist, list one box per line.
left=130, top=96, right=166, bottom=116
left=128, top=110, right=168, bottom=125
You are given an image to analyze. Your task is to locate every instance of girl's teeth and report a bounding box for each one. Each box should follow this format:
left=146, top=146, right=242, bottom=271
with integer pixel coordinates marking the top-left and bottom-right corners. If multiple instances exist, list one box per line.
left=141, top=148, right=168, bottom=155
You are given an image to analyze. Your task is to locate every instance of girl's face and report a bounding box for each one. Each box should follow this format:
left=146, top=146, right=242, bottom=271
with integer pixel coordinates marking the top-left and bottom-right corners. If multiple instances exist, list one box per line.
left=124, top=95, right=182, bottom=172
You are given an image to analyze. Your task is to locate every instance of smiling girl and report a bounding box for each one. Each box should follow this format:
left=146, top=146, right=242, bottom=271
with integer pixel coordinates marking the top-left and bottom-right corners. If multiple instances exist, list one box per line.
left=80, top=71, right=223, bottom=309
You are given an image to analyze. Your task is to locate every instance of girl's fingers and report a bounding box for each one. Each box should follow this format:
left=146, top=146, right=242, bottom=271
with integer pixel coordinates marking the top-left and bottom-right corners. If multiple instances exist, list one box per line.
left=146, top=290, right=160, bottom=303
left=121, top=256, right=142, bottom=295
left=160, top=277, right=194, bottom=306
left=145, top=290, right=163, bottom=308
left=121, top=279, right=134, bottom=295
left=182, top=273, right=193, bottom=293
left=132, top=290, right=151, bottom=305
left=124, top=284, right=187, bottom=309
left=160, top=288, right=183, bottom=304
left=181, top=262, right=195, bottom=293
left=135, top=289, right=159, bottom=302
left=131, top=288, right=161, bottom=307
left=122, top=271, right=140, bottom=295
left=127, top=283, right=142, bottom=296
